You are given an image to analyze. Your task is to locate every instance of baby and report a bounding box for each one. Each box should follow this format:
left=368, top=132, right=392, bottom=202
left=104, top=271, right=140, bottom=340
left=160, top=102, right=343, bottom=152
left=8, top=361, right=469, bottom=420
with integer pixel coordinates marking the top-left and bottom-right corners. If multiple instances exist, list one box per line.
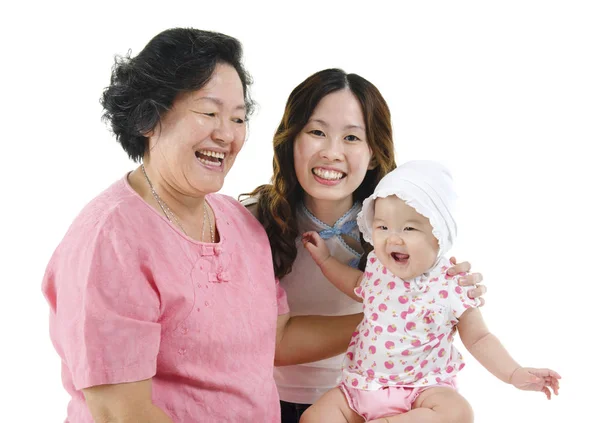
left=299, top=161, right=560, bottom=423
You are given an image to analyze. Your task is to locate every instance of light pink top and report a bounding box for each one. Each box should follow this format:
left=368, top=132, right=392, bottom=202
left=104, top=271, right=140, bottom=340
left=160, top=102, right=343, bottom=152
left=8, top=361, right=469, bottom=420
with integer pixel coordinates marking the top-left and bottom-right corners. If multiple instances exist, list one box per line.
left=343, top=252, right=477, bottom=390
left=42, top=175, right=289, bottom=423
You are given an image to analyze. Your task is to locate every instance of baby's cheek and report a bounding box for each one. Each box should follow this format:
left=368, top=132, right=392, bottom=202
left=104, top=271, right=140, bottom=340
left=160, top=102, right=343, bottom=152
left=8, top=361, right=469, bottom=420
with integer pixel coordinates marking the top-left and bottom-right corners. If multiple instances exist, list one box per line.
left=373, top=246, right=388, bottom=266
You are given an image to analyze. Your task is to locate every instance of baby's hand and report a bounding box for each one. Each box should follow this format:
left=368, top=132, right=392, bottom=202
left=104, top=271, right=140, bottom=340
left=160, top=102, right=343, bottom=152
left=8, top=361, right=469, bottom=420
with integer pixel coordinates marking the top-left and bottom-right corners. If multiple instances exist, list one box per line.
left=302, top=231, right=331, bottom=267
left=510, top=367, right=561, bottom=399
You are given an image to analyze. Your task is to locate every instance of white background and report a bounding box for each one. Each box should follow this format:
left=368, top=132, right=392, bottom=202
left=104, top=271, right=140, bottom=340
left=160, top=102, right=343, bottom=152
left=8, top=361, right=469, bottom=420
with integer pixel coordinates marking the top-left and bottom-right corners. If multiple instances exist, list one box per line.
left=1, top=1, right=598, bottom=421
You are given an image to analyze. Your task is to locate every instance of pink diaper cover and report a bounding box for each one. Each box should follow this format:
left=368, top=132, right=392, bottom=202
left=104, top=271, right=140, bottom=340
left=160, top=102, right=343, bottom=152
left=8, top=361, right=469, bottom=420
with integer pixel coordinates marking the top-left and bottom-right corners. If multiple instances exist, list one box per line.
left=339, top=378, right=457, bottom=421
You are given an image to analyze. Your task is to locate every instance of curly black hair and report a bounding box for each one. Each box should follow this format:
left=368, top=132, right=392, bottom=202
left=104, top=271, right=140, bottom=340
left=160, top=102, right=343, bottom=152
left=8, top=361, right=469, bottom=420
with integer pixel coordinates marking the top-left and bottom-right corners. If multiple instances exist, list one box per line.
left=101, top=27, right=255, bottom=161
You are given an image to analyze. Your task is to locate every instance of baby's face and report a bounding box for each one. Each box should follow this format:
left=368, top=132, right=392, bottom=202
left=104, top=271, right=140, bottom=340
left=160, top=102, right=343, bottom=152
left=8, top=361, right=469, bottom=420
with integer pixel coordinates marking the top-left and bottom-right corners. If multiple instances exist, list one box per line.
left=372, top=196, right=439, bottom=280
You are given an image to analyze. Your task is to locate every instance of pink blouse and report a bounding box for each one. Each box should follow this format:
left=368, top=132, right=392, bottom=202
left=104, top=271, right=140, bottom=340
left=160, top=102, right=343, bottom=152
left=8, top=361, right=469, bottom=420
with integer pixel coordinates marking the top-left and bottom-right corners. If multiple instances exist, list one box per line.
left=42, top=175, right=289, bottom=422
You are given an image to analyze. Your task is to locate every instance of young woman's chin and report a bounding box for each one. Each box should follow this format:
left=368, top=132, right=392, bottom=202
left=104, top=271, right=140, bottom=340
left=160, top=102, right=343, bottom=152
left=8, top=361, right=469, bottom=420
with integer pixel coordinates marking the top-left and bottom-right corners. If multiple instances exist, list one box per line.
left=303, top=186, right=355, bottom=205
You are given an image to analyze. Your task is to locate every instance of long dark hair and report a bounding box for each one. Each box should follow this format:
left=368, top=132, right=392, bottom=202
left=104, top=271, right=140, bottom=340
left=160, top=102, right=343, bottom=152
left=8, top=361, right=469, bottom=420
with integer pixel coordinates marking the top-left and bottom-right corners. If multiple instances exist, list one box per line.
left=243, top=68, right=396, bottom=279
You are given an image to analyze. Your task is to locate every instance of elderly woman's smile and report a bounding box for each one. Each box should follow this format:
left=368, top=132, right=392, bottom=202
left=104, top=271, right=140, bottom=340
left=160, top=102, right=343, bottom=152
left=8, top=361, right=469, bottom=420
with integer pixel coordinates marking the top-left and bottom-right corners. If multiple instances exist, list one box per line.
left=195, top=149, right=226, bottom=169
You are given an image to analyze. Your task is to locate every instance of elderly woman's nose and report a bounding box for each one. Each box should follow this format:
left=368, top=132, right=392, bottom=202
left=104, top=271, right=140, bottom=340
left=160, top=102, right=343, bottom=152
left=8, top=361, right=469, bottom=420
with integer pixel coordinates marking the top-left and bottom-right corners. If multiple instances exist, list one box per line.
left=212, top=119, right=236, bottom=144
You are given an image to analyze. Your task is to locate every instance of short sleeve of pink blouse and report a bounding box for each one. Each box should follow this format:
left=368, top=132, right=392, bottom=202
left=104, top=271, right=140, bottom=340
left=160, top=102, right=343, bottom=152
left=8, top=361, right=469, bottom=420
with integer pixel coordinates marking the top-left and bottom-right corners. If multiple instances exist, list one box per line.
left=43, top=214, right=162, bottom=390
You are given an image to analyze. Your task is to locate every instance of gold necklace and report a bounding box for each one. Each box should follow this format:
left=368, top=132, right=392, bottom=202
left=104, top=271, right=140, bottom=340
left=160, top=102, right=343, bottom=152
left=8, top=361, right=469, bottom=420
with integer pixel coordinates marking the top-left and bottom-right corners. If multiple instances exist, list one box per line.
left=141, top=163, right=214, bottom=243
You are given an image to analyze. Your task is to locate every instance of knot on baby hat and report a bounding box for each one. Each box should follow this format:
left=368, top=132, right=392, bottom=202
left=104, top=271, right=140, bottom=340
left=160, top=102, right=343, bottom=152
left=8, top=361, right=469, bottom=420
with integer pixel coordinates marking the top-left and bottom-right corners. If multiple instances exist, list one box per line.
left=357, top=160, right=458, bottom=257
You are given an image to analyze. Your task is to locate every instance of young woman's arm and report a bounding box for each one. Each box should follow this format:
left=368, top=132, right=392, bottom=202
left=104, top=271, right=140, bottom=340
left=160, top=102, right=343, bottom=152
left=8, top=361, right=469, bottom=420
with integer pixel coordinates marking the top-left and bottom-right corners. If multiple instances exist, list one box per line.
left=274, top=312, right=363, bottom=366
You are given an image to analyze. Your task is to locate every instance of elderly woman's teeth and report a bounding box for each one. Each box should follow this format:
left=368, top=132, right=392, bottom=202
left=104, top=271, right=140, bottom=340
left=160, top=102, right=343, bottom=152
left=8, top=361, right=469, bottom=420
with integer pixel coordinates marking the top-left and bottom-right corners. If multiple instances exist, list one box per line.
left=196, top=150, right=224, bottom=166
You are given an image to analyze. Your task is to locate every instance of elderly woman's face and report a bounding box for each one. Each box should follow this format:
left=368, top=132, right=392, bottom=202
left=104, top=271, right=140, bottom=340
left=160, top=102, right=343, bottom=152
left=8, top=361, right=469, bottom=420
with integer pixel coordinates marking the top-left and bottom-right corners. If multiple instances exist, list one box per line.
left=147, top=63, right=247, bottom=195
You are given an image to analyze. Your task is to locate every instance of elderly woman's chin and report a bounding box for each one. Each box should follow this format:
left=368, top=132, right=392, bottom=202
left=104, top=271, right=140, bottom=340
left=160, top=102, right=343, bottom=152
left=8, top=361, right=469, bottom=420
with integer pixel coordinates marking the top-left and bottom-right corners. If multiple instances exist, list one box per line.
left=191, top=154, right=237, bottom=193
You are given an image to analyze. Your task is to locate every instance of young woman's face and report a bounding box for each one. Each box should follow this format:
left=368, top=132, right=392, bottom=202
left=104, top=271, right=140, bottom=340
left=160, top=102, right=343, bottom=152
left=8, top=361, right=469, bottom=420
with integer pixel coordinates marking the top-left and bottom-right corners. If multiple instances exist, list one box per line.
left=293, top=89, right=373, bottom=209
left=147, top=63, right=247, bottom=196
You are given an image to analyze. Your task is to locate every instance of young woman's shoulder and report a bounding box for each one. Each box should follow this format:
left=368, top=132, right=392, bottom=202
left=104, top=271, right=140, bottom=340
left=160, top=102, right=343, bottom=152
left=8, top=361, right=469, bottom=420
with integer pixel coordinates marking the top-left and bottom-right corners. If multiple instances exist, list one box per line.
left=210, top=193, right=264, bottom=233
left=239, top=194, right=259, bottom=218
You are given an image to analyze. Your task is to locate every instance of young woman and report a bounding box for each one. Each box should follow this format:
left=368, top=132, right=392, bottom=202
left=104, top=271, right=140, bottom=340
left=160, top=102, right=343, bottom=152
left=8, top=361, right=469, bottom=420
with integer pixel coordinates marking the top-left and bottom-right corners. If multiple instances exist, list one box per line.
left=243, top=68, right=487, bottom=422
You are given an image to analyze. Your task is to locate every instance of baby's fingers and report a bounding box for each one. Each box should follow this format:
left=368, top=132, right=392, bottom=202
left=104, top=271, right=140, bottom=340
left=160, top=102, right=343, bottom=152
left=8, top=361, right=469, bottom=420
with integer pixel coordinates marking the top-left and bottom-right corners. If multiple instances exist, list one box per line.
left=547, top=377, right=560, bottom=395
left=542, top=386, right=551, bottom=400
left=302, top=231, right=318, bottom=245
left=531, top=368, right=561, bottom=379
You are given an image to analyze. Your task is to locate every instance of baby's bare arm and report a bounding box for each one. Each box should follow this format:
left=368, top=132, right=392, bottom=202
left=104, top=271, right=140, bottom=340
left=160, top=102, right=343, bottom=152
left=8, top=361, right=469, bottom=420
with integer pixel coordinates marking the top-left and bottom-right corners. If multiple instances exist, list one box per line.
left=458, top=308, right=520, bottom=383
left=302, top=231, right=363, bottom=301
left=458, top=309, right=560, bottom=398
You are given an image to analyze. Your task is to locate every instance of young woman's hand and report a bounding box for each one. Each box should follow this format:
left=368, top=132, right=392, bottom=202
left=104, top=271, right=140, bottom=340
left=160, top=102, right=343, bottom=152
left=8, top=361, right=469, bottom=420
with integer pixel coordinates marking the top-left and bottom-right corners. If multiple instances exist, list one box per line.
left=446, top=257, right=487, bottom=306
left=302, top=231, right=331, bottom=267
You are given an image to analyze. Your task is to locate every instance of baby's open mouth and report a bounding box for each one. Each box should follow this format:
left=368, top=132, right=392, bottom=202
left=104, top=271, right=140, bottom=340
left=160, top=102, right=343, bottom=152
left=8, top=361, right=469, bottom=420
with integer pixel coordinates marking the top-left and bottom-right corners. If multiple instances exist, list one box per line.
left=391, top=252, right=409, bottom=262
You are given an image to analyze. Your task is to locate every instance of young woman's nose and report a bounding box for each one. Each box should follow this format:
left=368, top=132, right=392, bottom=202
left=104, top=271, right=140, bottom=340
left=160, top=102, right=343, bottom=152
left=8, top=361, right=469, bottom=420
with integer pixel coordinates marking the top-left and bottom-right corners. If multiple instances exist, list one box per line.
left=319, top=137, right=344, bottom=161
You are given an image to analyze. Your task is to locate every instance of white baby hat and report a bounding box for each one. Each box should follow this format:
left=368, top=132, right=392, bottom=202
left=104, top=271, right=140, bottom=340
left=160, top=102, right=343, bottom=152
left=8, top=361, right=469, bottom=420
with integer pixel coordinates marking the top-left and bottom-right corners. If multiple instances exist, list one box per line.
left=357, top=160, right=458, bottom=257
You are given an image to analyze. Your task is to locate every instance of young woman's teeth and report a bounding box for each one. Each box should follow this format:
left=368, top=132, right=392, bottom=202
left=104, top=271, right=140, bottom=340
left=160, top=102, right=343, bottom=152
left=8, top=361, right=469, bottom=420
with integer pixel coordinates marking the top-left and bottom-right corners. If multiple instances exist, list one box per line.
left=196, top=150, right=224, bottom=167
left=314, top=168, right=343, bottom=180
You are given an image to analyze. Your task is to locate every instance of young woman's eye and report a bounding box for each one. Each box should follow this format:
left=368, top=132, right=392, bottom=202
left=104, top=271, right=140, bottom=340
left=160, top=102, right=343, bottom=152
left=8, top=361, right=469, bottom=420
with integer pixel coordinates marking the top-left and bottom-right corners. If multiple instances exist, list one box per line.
left=404, top=227, right=416, bottom=231
left=345, top=134, right=360, bottom=142
left=377, top=225, right=388, bottom=231
left=309, top=129, right=325, bottom=136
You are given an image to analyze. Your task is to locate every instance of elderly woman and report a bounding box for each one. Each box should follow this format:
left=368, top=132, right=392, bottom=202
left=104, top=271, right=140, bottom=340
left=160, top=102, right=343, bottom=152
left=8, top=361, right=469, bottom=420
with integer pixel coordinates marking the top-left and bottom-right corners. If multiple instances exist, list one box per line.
left=42, top=28, right=361, bottom=423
